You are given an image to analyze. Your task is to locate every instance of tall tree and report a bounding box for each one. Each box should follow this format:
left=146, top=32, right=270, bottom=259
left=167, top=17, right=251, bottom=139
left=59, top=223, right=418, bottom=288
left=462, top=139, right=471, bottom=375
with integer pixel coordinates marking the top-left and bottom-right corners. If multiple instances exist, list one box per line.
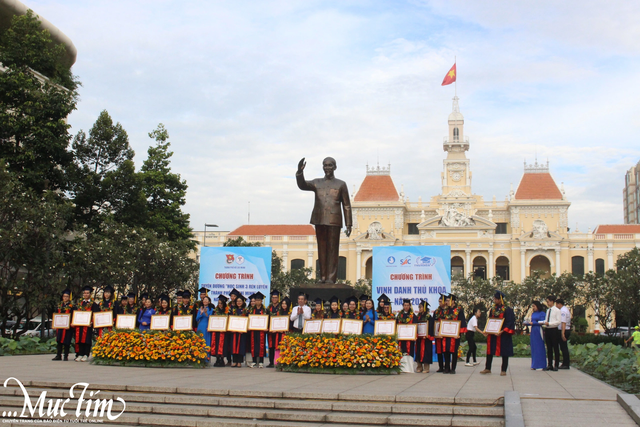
left=0, top=10, right=78, bottom=193
left=140, top=124, right=192, bottom=246
left=70, top=110, right=143, bottom=228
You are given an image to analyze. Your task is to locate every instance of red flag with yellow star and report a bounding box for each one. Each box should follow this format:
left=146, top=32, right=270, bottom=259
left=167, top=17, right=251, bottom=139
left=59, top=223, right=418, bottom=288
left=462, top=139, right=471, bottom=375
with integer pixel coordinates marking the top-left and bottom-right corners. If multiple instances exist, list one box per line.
left=441, top=63, right=456, bottom=86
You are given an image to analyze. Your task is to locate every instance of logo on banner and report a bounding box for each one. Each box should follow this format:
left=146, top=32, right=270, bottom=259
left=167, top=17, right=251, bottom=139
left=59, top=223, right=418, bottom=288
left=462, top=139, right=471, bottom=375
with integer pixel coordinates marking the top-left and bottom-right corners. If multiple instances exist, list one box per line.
left=236, top=255, right=245, bottom=265
left=415, top=256, right=436, bottom=267
left=387, top=256, right=396, bottom=264
left=400, top=256, right=411, bottom=266
left=226, top=254, right=235, bottom=264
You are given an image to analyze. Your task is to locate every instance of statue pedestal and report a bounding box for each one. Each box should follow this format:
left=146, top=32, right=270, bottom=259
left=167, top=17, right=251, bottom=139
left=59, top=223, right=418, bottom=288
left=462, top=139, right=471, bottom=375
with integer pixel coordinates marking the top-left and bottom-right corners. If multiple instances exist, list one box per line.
left=290, top=282, right=355, bottom=307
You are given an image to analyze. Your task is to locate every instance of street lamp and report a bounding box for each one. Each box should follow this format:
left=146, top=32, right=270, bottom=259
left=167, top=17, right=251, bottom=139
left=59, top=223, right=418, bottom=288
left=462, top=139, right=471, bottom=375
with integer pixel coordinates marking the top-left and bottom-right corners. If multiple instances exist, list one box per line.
left=203, top=223, right=219, bottom=247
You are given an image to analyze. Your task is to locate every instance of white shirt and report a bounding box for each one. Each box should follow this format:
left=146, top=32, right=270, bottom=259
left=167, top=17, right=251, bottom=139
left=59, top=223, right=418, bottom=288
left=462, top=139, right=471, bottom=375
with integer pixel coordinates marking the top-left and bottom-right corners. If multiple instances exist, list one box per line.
left=467, top=315, right=478, bottom=332
left=290, top=305, right=311, bottom=329
left=546, top=306, right=561, bottom=328
left=558, top=306, right=571, bottom=330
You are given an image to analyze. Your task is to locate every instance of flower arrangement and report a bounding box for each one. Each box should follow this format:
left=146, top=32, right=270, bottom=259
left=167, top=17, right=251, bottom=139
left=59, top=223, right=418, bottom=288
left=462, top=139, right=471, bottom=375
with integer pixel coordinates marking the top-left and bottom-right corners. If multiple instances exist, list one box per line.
left=92, top=329, right=210, bottom=368
left=277, top=333, right=402, bottom=374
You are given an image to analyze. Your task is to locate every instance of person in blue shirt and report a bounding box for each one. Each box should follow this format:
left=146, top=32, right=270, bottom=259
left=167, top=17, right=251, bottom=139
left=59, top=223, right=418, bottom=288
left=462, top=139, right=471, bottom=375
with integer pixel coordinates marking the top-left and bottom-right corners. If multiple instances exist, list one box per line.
left=137, top=298, right=156, bottom=331
left=196, top=296, right=214, bottom=360
left=361, top=298, right=378, bottom=334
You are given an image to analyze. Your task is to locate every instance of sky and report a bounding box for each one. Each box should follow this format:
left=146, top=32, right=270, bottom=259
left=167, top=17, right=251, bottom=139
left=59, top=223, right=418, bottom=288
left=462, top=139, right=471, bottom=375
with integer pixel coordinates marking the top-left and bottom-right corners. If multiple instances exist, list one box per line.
left=26, top=0, right=640, bottom=232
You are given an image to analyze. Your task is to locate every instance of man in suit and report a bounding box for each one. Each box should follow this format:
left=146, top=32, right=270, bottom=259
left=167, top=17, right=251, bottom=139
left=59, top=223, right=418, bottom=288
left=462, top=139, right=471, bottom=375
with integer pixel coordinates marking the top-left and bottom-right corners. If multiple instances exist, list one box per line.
left=296, top=157, right=352, bottom=284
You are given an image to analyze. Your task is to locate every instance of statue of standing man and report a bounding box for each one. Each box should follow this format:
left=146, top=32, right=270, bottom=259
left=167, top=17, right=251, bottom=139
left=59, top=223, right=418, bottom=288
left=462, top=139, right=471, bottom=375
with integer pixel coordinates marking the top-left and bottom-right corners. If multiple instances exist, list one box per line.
left=296, top=157, right=352, bottom=285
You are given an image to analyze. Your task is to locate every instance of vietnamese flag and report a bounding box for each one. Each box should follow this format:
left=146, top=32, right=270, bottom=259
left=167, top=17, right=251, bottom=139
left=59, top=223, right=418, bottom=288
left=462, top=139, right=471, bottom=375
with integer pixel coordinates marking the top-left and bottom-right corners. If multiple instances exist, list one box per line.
left=441, top=63, right=456, bottom=86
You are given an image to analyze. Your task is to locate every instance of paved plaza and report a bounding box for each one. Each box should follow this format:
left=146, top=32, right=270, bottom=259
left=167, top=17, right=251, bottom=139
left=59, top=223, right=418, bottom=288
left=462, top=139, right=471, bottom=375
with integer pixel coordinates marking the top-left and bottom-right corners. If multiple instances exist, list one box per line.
left=0, top=355, right=635, bottom=426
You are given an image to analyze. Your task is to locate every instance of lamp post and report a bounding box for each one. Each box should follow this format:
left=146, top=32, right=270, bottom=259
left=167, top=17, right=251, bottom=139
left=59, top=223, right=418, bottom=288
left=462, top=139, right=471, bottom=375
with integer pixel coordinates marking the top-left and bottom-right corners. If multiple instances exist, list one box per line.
left=203, top=223, right=219, bottom=248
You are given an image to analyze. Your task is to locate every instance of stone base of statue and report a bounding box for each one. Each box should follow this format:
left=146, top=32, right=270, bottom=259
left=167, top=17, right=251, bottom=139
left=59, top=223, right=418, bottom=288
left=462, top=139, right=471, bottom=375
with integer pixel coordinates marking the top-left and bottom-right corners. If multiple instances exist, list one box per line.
left=290, top=282, right=355, bottom=307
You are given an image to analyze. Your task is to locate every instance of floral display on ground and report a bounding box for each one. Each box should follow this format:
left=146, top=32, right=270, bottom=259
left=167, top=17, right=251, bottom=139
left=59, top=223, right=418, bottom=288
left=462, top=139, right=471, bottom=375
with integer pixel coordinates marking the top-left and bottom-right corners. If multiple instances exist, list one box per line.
left=92, top=329, right=210, bottom=367
left=277, top=333, right=403, bottom=374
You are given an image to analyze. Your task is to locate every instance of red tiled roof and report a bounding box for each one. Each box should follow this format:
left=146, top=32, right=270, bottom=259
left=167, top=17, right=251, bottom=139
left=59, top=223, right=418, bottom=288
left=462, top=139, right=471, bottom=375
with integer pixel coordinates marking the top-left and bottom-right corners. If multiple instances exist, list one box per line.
left=354, top=175, right=399, bottom=202
left=228, top=225, right=315, bottom=236
left=594, top=225, right=640, bottom=234
left=515, top=173, right=563, bottom=200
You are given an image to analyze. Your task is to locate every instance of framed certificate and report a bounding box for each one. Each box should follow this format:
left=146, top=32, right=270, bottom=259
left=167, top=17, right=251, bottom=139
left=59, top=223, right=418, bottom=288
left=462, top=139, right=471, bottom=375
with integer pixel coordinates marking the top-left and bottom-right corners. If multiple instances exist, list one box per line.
left=417, top=323, right=428, bottom=337
left=71, top=311, right=92, bottom=327
left=303, top=319, right=322, bottom=334
left=340, top=319, right=363, bottom=335
left=227, top=316, right=249, bottom=333
left=52, top=313, right=70, bottom=329
left=150, top=314, right=171, bottom=330
left=397, top=324, right=418, bottom=341
left=485, top=318, right=505, bottom=335
left=173, top=315, right=193, bottom=331
left=321, top=318, right=341, bottom=334
left=269, top=316, right=289, bottom=332
left=435, top=320, right=441, bottom=338
left=208, top=316, right=228, bottom=332
left=115, top=314, right=136, bottom=329
left=440, top=320, right=461, bottom=338
left=374, top=320, right=396, bottom=335
left=93, top=311, right=113, bottom=328
left=249, top=315, right=269, bottom=331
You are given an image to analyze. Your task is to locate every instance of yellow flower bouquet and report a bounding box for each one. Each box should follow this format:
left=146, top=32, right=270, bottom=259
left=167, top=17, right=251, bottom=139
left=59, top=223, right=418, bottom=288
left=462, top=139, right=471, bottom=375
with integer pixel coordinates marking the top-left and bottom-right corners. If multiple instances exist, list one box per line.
left=277, top=333, right=402, bottom=374
left=91, top=329, right=210, bottom=368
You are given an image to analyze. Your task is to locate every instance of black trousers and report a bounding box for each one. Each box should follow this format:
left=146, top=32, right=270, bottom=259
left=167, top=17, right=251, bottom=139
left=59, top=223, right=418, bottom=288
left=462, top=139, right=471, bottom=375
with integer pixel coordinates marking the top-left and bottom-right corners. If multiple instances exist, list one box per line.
left=315, top=225, right=341, bottom=284
left=76, top=343, right=91, bottom=357
left=559, top=330, right=571, bottom=367
left=485, top=354, right=509, bottom=372
left=545, top=328, right=560, bottom=368
left=443, top=352, right=458, bottom=371
left=56, top=343, right=70, bottom=357
left=466, top=331, right=477, bottom=363
left=437, top=353, right=444, bottom=370
left=232, top=354, right=244, bottom=363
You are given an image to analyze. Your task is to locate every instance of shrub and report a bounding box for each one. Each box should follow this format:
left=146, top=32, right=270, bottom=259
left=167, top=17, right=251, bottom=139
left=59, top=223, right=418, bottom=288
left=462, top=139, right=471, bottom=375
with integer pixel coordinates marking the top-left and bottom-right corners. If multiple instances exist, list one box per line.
left=571, top=343, right=640, bottom=393
left=569, top=333, right=625, bottom=346
left=0, top=336, right=56, bottom=356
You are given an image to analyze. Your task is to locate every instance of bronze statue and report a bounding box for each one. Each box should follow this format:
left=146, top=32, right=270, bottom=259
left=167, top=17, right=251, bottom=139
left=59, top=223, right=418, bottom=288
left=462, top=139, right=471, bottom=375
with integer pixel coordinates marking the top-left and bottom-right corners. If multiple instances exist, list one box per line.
left=296, top=157, right=352, bottom=284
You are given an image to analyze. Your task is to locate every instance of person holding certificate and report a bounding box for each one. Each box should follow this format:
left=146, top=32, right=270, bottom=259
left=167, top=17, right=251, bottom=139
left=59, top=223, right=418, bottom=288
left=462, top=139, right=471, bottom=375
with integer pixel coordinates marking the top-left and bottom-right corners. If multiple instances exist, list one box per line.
left=247, top=292, right=268, bottom=368
left=138, top=298, right=156, bottom=331
left=433, top=294, right=447, bottom=372
left=442, top=293, right=466, bottom=374
left=376, top=294, right=389, bottom=317
left=361, top=299, right=378, bottom=334
left=312, top=298, right=325, bottom=319
left=290, top=292, right=311, bottom=333
left=156, top=294, right=172, bottom=315
left=115, top=294, right=128, bottom=318
left=210, top=294, right=229, bottom=367
left=414, top=300, right=434, bottom=373
left=396, top=299, right=416, bottom=356
left=126, top=292, right=137, bottom=315
left=174, top=289, right=196, bottom=330
left=480, top=290, right=515, bottom=376
left=52, top=289, right=74, bottom=361
left=75, top=286, right=99, bottom=362
left=224, top=289, right=241, bottom=366
left=326, top=296, right=342, bottom=319
left=229, top=294, right=248, bottom=367
left=196, top=296, right=214, bottom=360
left=95, top=285, right=115, bottom=338
left=344, top=296, right=360, bottom=319
left=266, top=290, right=281, bottom=368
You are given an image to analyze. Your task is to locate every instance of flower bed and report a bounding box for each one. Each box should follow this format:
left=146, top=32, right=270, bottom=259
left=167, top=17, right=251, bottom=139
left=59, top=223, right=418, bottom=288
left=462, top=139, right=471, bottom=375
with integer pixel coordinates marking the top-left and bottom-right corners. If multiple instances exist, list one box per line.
left=277, top=333, right=403, bottom=374
left=91, top=329, right=210, bottom=368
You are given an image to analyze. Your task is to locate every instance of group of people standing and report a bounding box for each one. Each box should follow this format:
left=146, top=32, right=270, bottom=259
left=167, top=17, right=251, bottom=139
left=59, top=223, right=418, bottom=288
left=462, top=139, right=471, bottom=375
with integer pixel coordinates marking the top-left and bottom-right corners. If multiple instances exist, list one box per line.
left=526, top=295, right=572, bottom=371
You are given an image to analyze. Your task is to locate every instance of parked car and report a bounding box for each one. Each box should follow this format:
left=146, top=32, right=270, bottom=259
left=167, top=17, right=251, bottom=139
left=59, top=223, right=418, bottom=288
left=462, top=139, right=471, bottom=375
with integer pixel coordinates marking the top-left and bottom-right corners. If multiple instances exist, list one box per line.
left=607, top=326, right=631, bottom=338
left=4, top=317, right=54, bottom=338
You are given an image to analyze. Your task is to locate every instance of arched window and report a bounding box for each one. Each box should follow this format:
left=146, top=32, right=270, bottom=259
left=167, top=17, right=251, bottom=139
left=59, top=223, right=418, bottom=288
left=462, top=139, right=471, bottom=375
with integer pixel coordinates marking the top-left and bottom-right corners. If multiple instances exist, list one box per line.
left=291, top=259, right=305, bottom=270
left=451, top=256, right=464, bottom=277
left=495, top=256, right=510, bottom=280
left=595, top=258, right=605, bottom=276
left=572, top=256, right=585, bottom=277
left=453, top=127, right=459, bottom=141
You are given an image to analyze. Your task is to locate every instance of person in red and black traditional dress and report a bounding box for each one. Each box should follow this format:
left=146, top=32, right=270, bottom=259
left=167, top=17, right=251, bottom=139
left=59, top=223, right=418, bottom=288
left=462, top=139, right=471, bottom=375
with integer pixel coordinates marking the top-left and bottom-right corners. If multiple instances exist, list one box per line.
left=95, top=285, right=115, bottom=339
left=442, top=293, right=467, bottom=374
left=344, top=296, right=360, bottom=319
left=75, top=286, right=99, bottom=362
left=174, top=290, right=196, bottom=330
left=325, top=295, right=342, bottom=319
left=376, top=294, right=388, bottom=317
left=358, top=294, right=368, bottom=318
left=377, top=295, right=394, bottom=320
left=433, top=294, right=447, bottom=372
left=229, top=293, right=247, bottom=367
left=396, top=299, right=416, bottom=356
left=115, top=294, right=128, bottom=318
left=414, top=299, right=434, bottom=373
left=480, top=290, right=515, bottom=376
left=312, top=298, right=325, bottom=319
left=266, top=290, right=281, bottom=368
left=224, top=289, right=241, bottom=366
left=156, top=294, right=172, bottom=317
left=52, top=289, right=74, bottom=361
left=211, top=294, right=228, bottom=367
left=247, top=292, right=268, bottom=368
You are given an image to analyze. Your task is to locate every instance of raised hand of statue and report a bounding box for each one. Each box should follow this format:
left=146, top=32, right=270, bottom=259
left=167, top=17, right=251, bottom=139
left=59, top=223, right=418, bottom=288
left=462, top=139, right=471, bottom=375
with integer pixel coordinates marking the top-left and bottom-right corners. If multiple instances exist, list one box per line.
left=345, top=226, right=352, bottom=237
left=297, top=158, right=306, bottom=174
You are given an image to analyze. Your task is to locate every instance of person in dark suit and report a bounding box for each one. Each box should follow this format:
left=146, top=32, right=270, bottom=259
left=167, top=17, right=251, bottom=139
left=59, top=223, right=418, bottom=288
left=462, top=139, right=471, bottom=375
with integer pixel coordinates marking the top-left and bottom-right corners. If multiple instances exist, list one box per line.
left=296, top=157, right=352, bottom=284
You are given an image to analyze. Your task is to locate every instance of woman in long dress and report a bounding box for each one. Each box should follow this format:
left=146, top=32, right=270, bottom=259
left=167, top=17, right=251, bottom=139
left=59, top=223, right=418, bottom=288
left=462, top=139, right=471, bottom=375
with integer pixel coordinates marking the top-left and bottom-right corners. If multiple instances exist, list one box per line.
left=195, top=296, right=214, bottom=353
left=527, top=301, right=547, bottom=370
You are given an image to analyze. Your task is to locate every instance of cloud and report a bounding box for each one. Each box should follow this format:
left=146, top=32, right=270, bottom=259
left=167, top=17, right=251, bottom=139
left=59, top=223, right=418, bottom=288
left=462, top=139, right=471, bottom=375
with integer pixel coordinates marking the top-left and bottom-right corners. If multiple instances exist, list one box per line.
left=25, top=0, right=640, bottom=232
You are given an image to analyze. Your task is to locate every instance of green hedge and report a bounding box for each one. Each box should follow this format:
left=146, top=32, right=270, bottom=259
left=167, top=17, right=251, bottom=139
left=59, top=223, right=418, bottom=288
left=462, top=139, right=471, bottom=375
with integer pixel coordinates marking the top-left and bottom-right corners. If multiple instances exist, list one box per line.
left=0, top=336, right=56, bottom=356
left=462, top=332, right=624, bottom=346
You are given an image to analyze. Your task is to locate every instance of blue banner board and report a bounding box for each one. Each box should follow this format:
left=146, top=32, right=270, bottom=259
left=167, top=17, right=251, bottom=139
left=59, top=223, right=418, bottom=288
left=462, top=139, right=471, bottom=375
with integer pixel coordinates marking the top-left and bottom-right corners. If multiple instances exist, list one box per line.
left=372, top=246, right=451, bottom=313
left=198, top=247, right=272, bottom=305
